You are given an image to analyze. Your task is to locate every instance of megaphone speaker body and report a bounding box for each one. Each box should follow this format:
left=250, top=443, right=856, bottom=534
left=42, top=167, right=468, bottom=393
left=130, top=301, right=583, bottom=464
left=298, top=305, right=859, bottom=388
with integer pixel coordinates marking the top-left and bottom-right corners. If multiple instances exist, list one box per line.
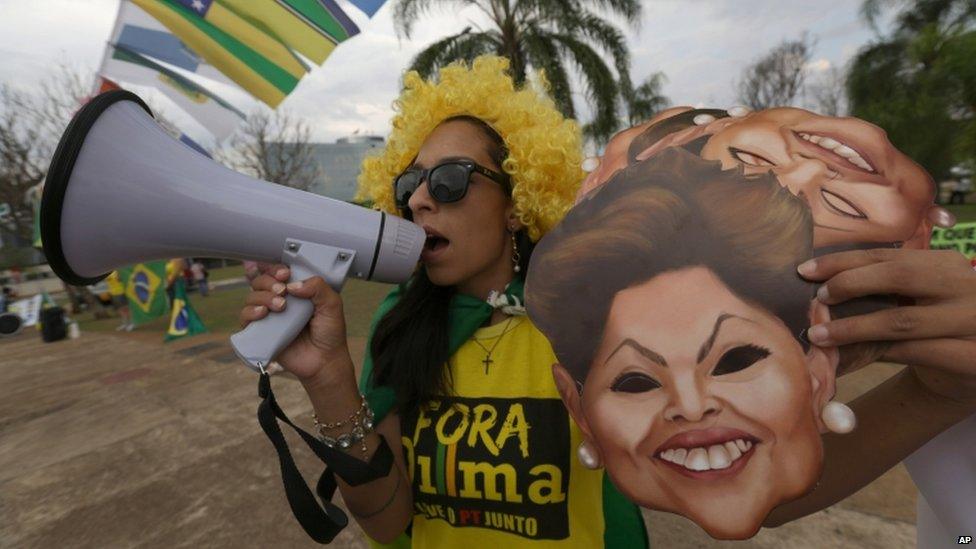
left=42, top=91, right=425, bottom=370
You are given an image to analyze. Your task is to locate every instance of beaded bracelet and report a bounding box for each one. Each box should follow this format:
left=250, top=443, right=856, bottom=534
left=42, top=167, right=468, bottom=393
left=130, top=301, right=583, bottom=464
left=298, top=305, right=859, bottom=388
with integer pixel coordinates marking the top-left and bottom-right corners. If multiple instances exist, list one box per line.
left=313, top=395, right=376, bottom=454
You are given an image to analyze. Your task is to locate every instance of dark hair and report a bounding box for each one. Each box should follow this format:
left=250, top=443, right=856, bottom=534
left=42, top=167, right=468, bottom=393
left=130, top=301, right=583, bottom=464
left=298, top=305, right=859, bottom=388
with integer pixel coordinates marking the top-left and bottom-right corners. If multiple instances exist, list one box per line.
left=526, top=148, right=815, bottom=381
left=369, top=115, right=534, bottom=415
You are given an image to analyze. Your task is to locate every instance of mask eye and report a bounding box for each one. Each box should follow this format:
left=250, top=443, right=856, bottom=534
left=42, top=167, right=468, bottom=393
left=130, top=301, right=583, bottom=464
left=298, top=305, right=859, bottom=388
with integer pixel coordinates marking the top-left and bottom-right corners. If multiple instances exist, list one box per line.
left=821, top=189, right=868, bottom=219
left=728, top=147, right=775, bottom=167
left=712, top=345, right=770, bottom=376
left=611, top=372, right=662, bottom=393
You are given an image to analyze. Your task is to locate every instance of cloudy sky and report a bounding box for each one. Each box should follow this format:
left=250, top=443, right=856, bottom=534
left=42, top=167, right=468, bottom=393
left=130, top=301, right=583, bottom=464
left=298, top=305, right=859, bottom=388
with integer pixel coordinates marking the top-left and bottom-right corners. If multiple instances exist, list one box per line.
left=0, top=0, right=887, bottom=147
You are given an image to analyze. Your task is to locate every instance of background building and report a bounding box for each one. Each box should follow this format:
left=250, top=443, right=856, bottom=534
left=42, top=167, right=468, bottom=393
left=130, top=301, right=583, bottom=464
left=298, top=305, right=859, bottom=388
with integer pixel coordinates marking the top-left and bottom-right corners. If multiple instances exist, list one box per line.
left=306, top=134, right=385, bottom=202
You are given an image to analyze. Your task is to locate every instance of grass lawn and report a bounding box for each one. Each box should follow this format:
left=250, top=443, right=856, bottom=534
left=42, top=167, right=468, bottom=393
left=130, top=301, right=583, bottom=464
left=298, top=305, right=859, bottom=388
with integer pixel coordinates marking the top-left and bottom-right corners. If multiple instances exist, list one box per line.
left=946, top=203, right=976, bottom=223
left=67, top=274, right=394, bottom=339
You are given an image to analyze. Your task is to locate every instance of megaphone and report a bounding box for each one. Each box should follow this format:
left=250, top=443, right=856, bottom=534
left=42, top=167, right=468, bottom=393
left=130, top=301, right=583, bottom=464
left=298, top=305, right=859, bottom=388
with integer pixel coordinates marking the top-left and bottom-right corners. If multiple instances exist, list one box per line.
left=41, top=90, right=424, bottom=372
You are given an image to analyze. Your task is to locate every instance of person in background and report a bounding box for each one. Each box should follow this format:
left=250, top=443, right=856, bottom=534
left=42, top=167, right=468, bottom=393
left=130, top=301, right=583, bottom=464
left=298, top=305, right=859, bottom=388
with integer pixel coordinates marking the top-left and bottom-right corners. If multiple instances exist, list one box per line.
left=164, top=258, right=185, bottom=307
left=1, top=286, right=15, bottom=313
left=105, top=271, right=132, bottom=331
left=191, top=260, right=209, bottom=297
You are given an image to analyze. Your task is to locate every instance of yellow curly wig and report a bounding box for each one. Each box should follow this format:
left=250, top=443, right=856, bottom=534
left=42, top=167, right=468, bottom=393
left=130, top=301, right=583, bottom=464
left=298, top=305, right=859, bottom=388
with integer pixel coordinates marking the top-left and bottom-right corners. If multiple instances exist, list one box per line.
left=355, top=55, right=584, bottom=242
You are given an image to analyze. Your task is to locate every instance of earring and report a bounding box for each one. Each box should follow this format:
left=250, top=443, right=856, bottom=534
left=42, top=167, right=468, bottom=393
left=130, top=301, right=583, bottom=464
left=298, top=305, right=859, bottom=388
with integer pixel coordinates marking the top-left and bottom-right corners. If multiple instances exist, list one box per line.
left=577, top=441, right=601, bottom=469
left=693, top=113, right=716, bottom=126
left=511, top=231, right=521, bottom=273
left=927, top=206, right=957, bottom=229
left=727, top=105, right=751, bottom=118
left=581, top=156, right=600, bottom=173
left=821, top=401, right=856, bottom=434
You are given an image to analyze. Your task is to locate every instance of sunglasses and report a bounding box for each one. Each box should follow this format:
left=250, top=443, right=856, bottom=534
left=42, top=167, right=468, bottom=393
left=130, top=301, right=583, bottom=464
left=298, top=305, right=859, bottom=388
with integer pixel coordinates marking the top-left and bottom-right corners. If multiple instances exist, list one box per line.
left=394, top=160, right=511, bottom=209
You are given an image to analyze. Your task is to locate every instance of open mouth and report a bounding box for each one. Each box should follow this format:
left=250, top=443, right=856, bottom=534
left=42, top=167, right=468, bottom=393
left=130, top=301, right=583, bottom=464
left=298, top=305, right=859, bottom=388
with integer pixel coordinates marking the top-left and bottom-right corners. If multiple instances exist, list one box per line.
left=795, top=131, right=876, bottom=173
left=654, top=427, right=760, bottom=476
left=657, top=438, right=754, bottom=472
left=421, top=226, right=450, bottom=261
left=424, top=234, right=449, bottom=252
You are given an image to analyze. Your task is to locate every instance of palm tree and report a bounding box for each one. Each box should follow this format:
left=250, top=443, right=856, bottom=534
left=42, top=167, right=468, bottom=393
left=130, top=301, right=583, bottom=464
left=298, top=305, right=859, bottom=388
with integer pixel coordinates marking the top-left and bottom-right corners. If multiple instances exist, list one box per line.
left=393, top=0, right=642, bottom=143
left=624, top=71, right=669, bottom=125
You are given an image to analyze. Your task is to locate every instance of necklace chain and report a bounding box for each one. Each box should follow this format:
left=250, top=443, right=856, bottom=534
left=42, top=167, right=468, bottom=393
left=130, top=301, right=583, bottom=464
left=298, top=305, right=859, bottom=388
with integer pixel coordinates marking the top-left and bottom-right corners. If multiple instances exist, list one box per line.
left=472, top=316, right=518, bottom=374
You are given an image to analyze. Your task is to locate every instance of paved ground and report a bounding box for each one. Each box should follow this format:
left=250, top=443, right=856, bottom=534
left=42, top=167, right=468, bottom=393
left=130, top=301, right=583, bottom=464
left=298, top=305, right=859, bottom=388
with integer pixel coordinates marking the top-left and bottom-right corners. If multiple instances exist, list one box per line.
left=1, top=329, right=918, bottom=548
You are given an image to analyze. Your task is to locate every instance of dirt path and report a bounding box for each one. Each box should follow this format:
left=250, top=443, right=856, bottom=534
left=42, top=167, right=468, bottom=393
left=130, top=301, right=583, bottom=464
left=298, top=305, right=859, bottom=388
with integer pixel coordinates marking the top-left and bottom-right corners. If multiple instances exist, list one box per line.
left=1, top=330, right=916, bottom=548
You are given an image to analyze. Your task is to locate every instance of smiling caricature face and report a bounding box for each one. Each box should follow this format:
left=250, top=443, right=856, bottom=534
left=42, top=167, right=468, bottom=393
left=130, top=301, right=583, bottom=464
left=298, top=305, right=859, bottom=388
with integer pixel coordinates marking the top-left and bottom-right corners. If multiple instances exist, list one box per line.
left=576, top=266, right=831, bottom=539
left=582, top=107, right=938, bottom=249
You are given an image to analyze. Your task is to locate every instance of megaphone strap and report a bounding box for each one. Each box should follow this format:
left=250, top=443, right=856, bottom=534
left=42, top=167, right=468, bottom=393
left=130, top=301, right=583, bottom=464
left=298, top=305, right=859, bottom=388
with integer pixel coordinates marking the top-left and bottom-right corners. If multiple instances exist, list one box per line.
left=256, top=373, right=394, bottom=543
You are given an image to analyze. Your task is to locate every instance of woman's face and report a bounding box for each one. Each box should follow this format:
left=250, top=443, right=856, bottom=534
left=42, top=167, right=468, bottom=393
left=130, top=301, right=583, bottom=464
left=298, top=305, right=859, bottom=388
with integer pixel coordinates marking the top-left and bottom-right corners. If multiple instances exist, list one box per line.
left=577, top=266, right=827, bottom=540
left=406, top=120, right=516, bottom=296
left=584, top=107, right=936, bottom=248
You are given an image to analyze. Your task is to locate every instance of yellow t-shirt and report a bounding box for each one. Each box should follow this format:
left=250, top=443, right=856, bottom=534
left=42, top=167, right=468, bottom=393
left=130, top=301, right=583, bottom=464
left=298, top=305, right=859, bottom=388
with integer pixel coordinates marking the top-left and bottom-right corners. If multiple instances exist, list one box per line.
left=400, top=317, right=604, bottom=547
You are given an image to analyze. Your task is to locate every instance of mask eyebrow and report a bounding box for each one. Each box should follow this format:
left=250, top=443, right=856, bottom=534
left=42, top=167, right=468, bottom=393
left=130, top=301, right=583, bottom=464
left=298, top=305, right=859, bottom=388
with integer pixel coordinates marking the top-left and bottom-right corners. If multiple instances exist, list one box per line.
left=606, top=338, right=668, bottom=367
left=697, top=313, right=754, bottom=363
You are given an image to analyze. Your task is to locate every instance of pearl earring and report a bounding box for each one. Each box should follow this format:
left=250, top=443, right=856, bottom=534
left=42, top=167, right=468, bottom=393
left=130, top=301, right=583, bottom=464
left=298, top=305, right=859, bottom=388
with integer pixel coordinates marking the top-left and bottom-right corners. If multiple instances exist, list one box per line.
left=727, top=105, right=751, bottom=118
left=581, top=156, right=600, bottom=173
left=821, top=401, right=856, bottom=434
left=928, top=207, right=957, bottom=229
left=693, top=113, right=716, bottom=126
left=577, top=441, right=601, bottom=469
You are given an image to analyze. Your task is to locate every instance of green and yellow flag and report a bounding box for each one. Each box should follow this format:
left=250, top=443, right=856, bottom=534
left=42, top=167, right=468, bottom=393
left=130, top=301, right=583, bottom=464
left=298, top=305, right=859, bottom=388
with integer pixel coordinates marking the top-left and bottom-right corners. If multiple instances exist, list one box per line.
left=220, top=0, right=361, bottom=64
left=131, top=0, right=306, bottom=107
left=165, top=278, right=208, bottom=341
left=119, top=261, right=169, bottom=325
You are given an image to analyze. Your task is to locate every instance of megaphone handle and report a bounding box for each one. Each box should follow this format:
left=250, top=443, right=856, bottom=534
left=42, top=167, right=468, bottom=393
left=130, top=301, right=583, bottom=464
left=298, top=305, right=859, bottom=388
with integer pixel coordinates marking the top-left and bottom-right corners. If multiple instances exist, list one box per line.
left=230, top=240, right=355, bottom=373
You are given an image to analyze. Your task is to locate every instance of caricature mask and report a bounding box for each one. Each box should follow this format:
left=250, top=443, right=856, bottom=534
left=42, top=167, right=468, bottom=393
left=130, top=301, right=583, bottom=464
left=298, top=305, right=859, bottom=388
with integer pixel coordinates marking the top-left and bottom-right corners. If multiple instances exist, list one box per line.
left=526, top=149, right=841, bottom=539
left=579, top=106, right=949, bottom=249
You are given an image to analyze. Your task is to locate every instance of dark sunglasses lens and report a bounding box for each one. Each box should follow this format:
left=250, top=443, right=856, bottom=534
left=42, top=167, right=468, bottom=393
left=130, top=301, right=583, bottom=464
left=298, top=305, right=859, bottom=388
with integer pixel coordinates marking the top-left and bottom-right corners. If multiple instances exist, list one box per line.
left=395, top=172, right=421, bottom=205
left=429, top=163, right=470, bottom=203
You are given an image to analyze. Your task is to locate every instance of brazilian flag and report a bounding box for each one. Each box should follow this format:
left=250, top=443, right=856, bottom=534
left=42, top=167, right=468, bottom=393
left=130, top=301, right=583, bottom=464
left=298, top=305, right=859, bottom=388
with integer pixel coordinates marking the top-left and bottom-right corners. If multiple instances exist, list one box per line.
left=119, top=261, right=168, bottom=325
left=165, top=278, right=207, bottom=341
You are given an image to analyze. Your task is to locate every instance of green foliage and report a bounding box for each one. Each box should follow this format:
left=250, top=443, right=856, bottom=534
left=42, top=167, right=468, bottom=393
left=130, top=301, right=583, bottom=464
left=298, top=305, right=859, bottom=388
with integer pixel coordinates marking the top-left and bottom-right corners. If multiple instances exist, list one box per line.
left=393, top=0, right=665, bottom=145
left=849, top=0, right=976, bottom=181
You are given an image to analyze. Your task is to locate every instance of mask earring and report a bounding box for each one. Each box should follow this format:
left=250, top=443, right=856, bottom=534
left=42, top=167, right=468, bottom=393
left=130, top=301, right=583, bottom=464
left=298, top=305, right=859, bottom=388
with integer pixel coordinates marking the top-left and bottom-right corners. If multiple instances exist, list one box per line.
left=821, top=401, right=856, bottom=434
left=577, top=441, right=601, bottom=469
left=511, top=230, right=521, bottom=273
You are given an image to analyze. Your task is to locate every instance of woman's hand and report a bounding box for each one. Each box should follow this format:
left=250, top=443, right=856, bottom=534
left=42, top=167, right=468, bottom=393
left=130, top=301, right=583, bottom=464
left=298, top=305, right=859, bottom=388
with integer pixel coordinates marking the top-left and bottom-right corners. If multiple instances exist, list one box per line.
left=238, top=262, right=353, bottom=384
left=798, top=248, right=976, bottom=406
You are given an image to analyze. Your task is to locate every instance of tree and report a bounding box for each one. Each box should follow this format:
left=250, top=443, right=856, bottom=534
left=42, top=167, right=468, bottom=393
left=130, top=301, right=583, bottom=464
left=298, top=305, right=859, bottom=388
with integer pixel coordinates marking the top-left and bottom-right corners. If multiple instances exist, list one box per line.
left=392, top=0, right=644, bottom=143
left=736, top=36, right=813, bottom=110
left=623, top=71, right=670, bottom=125
left=219, top=109, right=321, bottom=191
left=807, top=66, right=848, bottom=116
left=848, top=0, right=976, bottom=182
left=0, top=67, right=89, bottom=245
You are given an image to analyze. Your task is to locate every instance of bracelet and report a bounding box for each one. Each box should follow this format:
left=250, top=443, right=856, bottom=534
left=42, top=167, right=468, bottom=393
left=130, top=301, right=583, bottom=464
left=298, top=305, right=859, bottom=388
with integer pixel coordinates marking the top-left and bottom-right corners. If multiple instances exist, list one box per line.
left=348, top=470, right=401, bottom=520
left=313, top=395, right=375, bottom=454
left=313, top=393, right=367, bottom=430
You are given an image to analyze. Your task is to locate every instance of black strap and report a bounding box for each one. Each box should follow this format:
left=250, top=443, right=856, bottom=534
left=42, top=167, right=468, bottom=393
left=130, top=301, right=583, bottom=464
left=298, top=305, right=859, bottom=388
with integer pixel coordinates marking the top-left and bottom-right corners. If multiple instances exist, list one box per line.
left=256, top=373, right=395, bottom=544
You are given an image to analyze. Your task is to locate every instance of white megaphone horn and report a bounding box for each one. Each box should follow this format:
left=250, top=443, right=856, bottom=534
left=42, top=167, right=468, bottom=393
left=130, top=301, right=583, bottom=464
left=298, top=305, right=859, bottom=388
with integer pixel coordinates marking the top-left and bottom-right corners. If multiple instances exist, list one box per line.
left=41, top=90, right=425, bottom=373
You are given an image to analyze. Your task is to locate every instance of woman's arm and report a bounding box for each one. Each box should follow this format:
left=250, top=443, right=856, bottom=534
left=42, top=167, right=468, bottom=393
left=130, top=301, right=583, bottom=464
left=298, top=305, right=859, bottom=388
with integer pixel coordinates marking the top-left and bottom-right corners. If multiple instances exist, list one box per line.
left=301, top=365, right=412, bottom=543
left=239, top=264, right=412, bottom=542
left=764, top=366, right=974, bottom=525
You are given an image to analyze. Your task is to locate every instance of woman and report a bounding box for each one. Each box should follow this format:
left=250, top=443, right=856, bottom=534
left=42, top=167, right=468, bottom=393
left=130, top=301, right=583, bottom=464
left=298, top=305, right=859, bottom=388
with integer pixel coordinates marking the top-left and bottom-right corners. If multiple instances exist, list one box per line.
left=239, top=56, right=648, bottom=547
left=242, top=57, right=976, bottom=544
left=527, top=149, right=841, bottom=539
